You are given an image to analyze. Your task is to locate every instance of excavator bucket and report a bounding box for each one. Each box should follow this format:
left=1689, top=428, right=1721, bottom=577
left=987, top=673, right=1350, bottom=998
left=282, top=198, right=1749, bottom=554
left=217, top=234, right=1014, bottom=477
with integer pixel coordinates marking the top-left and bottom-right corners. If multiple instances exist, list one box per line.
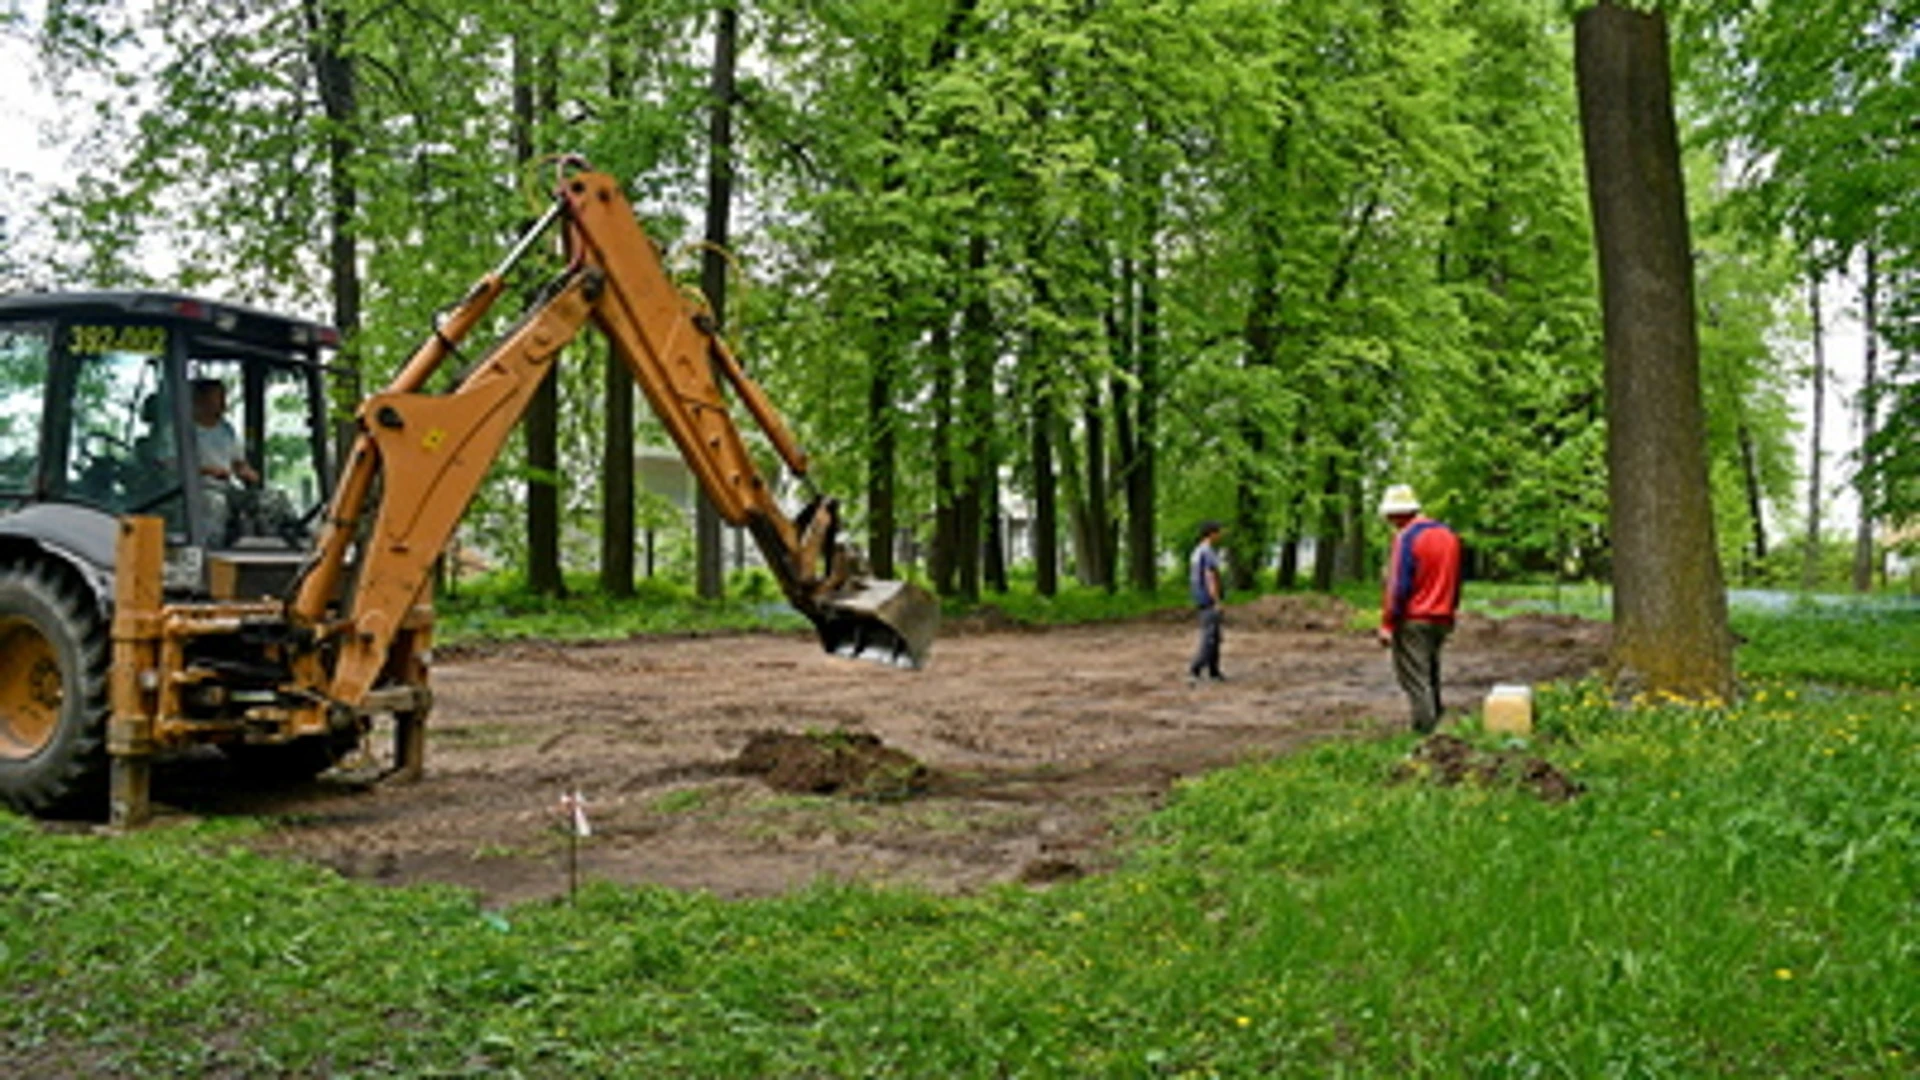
left=814, top=576, right=939, bottom=669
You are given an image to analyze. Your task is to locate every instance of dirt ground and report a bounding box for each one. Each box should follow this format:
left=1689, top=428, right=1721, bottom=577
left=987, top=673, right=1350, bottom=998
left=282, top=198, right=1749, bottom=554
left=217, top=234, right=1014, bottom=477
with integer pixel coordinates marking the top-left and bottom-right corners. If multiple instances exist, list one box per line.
left=147, top=597, right=1607, bottom=907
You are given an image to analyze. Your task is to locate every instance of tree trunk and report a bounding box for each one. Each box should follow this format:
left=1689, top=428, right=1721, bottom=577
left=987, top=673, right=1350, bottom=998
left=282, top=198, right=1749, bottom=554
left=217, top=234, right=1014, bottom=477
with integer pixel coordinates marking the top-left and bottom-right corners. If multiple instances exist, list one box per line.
left=694, top=0, right=739, bottom=600
left=1023, top=265, right=1061, bottom=597
left=1030, top=371, right=1058, bottom=596
left=1803, top=271, right=1826, bottom=588
left=302, top=0, right=358, bottom=349
left=1575, top=1, right=1732, bottom=699
left=516, top=38, right=564, bottom=597
left=601, top=339, right=635, bottom=597
left=1853, top=246, right=1879, bottom=592
left=984, top=468, right=1008, bottom=593
left=1082, top=386, right=1113, bottom=590
left=866, top=346, right=897, bottom=578
left=1127, top=236, right=1160, bottom=592
left=955, top=233, right=993, bottom=601
left=1340, top=472, right=1365, bottom=583
left=600, top=15, right=636, bottom=599
left=929, top=324, right=958, bottom=596
left=1736, top=419, right=1767, bottom=581
left=1311, top=462, right=1339, bottom=592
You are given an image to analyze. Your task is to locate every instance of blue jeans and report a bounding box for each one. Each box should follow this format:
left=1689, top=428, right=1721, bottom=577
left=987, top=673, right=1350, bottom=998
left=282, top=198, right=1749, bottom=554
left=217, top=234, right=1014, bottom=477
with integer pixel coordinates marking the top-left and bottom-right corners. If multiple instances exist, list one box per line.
left=1190, top=606, right=1223, bottom=678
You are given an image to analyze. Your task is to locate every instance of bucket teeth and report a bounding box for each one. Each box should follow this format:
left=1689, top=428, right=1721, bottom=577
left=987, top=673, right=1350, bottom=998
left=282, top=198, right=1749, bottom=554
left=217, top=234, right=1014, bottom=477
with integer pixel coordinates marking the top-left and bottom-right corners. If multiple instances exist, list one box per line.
left=813, top=578, right=938, bottom=669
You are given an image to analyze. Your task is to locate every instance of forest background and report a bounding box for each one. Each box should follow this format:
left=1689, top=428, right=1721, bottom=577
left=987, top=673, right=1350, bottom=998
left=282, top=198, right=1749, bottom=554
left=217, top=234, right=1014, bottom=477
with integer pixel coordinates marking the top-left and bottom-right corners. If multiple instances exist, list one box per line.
left=0, top=0, right=1914, bottom=605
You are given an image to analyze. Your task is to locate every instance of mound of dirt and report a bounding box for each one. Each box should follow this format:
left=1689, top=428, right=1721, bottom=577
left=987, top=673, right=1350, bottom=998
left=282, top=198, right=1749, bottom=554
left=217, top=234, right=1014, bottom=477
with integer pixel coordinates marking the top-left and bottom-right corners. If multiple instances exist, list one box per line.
left=1392, top=733, right=1584, bottom=803
left=1451, top=611, right=1610, bottom=650
left=1232, top=593, right=1357, bottom=632
left=733, top=730, right=930, bottom=800
left=941, top=605, right=1030, bottom=636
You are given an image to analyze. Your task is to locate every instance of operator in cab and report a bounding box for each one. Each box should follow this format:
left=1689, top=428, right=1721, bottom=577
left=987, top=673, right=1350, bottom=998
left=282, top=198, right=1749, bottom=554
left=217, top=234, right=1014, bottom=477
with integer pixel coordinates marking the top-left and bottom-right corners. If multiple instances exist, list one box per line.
left=192, top=378, right=259, bottom=487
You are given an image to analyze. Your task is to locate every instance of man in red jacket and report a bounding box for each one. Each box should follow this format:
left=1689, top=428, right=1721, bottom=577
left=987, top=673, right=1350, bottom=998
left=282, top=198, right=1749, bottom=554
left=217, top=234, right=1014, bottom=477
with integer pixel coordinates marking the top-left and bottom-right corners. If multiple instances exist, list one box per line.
left=1378, top=484, right=1462, bottom=734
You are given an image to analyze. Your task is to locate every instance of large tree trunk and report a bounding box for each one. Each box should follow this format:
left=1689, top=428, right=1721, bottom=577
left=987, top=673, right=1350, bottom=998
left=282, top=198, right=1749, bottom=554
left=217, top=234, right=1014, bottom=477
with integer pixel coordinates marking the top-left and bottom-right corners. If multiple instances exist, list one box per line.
left=984, top=468, right=1008, bottom=593
left=601, top=339, right=635, bottom=597
left=303, top=0, right=358, bottom=348
left=600, top=15, right=637, bottom=599
left=1030, top=373, right=1058, bottom=596
left=929, top=324, right=958, bottom=597
left=1082, top=386, right=1114, bottom=590
left=1803, top=271, right=1826, bottom=588
left=955, top=234, right=993, bottom=601
left=1127, top=235, right=1160, bottom=592
left=1234, top=248, right=1281, bottom=595
left=1575, top=1, right=1732, bottom=699
left=1853, top=247, right=1880, bottom=592
left=694, top=1, right=739, bottom=600
left=1311, top=462, right=1339, bottom=592
left=1024, top=266, right=1061, bottom=597
left=516, top=39, right=564, bottom=597
left=865, top=346, right=897, bottom=578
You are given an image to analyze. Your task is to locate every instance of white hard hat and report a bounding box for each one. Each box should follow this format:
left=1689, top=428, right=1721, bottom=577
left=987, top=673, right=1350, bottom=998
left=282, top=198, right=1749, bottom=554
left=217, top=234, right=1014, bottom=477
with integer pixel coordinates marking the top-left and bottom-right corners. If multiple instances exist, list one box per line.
left=1378, top=483, right=1421, bottom=517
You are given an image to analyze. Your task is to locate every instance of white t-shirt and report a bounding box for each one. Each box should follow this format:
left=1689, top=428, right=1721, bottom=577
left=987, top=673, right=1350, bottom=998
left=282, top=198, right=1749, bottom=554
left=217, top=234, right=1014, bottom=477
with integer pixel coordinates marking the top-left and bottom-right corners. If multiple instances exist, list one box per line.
left=196, top=420, right=241, bottom=480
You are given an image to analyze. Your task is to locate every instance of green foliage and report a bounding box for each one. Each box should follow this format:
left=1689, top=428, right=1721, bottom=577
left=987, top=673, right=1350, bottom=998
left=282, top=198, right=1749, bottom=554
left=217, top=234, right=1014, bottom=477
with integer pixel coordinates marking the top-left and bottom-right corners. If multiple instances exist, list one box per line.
left=436, top=570, right=809, bottom=644
left=4, top=603, right=1917, bottom=1074
left=22, top=0, right=1901, bottom=592
left=1732, top=603, right=1920, bottom=689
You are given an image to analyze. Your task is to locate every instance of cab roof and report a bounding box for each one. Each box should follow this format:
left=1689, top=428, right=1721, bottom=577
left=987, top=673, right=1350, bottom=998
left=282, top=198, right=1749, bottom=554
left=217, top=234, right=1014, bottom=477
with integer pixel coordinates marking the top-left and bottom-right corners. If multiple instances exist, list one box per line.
left=0, top=290, right=338, bottom=353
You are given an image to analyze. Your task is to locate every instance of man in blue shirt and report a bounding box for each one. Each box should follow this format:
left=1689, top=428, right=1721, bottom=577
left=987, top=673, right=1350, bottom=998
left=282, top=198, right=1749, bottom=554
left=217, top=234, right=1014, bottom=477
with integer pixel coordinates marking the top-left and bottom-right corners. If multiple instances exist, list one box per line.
left=1188, top=520, right=1226, bottom=685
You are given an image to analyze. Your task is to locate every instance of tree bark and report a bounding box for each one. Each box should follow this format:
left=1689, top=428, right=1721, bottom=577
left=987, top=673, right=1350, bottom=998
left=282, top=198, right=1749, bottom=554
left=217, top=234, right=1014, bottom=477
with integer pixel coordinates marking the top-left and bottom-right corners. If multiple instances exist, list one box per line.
left=1575, top=2, right=1732, bottom=698
left=1803, top=271, right=1826, bottom=588
left=1082, top=386, right=1114, bottom=590
left=1024, top=267, right=1060, bottom=597
left=695, top=0, right=739, bottom=600
left=302, top=0, right=358, bottom=349
left=1736, top=419, right=1767, bottom=580
left=929, top=323, right=958, bottom=596
left=953, top=233, right=995, bottom=601
left=1853, top=246, right=1879, bottom=592
left=601, top=339, right=635, bottom=597
left=866, top=346, right=897, bottom=578
left=600, top=10, right=637, bottom=599
left=1030, top=371, right=1058, bottom=596
left=516, top=38, right=564, bottom=597
left=1127, top=235, right=1160, bottom=592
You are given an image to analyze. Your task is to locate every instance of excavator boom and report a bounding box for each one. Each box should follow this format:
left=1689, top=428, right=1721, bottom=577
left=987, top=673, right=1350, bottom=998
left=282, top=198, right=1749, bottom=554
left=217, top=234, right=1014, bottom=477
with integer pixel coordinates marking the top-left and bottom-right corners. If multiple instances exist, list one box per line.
left=289, top=168, right=934, bottom=713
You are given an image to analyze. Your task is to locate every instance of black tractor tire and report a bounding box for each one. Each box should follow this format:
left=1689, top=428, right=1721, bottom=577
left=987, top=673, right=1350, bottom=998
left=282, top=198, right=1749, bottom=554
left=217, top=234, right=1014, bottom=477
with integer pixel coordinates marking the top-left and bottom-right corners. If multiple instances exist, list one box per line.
left=0, top=558, right=111, bottom=816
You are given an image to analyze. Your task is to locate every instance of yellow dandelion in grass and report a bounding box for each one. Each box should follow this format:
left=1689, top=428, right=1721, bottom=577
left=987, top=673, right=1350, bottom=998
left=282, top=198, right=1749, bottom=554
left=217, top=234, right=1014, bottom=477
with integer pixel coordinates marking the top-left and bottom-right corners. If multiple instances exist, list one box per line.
left=1774, top=968, right=1794, bottom=981
left=1236, top=1016, right=1251, bottom=1029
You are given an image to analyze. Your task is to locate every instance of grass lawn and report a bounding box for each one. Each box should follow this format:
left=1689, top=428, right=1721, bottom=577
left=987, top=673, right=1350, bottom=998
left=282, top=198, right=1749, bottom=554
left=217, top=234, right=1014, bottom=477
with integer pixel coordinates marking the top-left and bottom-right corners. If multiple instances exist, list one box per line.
left=2, top=600, right=1915, bottom=1076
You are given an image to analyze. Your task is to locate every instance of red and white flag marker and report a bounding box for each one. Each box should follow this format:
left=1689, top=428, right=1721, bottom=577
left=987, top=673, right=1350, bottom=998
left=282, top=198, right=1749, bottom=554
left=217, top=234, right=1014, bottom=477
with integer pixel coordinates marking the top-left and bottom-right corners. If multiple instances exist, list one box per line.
left=559, top=789, right=592, bottom=838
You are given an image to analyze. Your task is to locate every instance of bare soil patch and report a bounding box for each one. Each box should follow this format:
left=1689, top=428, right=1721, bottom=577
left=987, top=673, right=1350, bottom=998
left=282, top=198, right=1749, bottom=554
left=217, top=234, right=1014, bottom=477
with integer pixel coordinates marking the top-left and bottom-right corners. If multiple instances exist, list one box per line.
left=1393, top=732, right=1586, bottom=802
left=141, top=602, right=1606, bottom=905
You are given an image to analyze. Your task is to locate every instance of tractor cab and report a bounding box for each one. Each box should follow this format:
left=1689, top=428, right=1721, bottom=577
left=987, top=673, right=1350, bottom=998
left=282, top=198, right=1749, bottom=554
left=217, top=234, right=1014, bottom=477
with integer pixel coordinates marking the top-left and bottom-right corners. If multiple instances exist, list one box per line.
left=0, top=292, right=337, bottom=597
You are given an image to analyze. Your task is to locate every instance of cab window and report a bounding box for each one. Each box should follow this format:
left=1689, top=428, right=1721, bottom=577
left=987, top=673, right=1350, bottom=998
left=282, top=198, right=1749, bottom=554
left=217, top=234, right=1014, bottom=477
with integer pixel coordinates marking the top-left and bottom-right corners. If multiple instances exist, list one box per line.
left=62, top=322, right=184, bottom=525
left=0, top=324, right=51, bottom=496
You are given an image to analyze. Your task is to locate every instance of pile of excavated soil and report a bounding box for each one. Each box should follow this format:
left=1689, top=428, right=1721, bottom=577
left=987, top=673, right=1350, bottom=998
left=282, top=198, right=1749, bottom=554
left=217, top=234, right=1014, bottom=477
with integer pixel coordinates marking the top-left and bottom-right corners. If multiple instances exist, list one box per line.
left=733, top=730, right=930, bottom=800
left=1392, top=732, right=1585, bottom=802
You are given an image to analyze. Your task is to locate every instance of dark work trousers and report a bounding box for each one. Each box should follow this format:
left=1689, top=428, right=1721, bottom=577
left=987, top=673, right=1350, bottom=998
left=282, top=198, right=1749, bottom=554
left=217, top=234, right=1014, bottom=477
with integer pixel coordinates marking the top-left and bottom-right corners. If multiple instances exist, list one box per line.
left=1392, top=620, right=1452, bottom=733
left=1190, top=605, right=1224, bottom=679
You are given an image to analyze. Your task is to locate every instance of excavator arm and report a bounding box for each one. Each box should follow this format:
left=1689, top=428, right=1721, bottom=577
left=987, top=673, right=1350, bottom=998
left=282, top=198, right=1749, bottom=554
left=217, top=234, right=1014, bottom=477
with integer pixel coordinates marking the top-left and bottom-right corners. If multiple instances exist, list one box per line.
left=288, top=169, right=936, bottom=712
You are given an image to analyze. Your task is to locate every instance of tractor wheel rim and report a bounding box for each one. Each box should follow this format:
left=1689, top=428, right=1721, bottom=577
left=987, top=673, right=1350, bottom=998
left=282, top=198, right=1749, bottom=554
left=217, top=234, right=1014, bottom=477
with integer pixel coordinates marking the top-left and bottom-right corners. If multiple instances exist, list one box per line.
left=0, top=617, right=63, bottom=760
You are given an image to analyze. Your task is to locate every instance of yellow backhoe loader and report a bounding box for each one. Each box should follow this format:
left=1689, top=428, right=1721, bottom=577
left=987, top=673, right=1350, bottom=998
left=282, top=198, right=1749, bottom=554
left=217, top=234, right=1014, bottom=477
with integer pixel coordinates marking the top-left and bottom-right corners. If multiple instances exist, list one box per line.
left=0, top=162, right=936, bottom=826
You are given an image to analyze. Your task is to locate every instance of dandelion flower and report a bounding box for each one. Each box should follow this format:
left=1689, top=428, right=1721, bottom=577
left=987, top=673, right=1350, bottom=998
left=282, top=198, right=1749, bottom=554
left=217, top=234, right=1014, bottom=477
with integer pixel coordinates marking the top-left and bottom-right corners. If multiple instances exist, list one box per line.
left=1774, top=968, right=1793, bottom=981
